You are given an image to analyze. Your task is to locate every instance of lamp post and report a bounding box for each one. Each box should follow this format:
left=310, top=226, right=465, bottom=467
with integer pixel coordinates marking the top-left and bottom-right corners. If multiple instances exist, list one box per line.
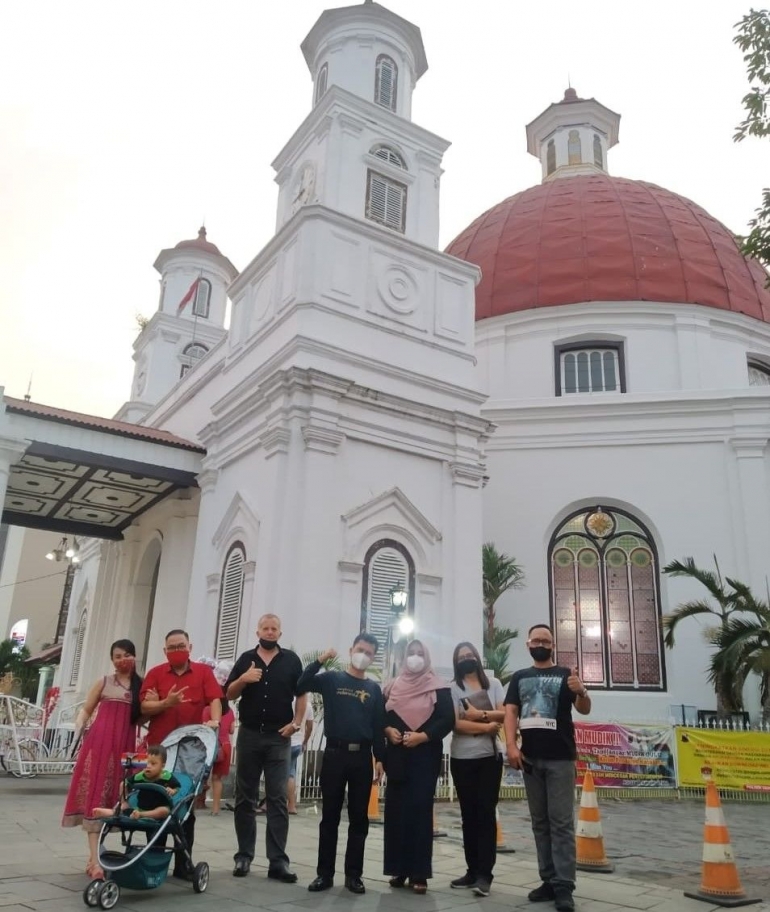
left=46, top=537, right=80, bottom=645
left=385, top=583, right=413, bottom=678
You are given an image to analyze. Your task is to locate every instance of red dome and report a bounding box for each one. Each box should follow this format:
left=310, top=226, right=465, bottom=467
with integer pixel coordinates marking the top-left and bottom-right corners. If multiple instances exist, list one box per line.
left=175, top=226, right=223, bottom=256
left=446, top=174, right=770, bottom=322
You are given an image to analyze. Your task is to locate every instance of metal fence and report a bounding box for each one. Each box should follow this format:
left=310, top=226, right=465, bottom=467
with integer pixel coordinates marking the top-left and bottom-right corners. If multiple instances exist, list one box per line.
left=0, top=695, right=82, bottom=777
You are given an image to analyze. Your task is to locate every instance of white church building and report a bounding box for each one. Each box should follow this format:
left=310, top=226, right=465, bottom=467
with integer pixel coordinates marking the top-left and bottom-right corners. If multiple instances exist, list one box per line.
left=1, top=1, right=769, bottom=723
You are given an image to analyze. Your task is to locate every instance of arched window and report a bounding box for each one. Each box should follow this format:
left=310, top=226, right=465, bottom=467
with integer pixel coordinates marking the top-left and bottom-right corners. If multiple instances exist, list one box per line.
left=192, top=278, right=211, bottom=318
left=215, top=543, right=246, bottom=661
left=546, top=139, right=556, bottom=176
left=315, top=63, right=328, bottom=105
left=365, top=171, right=407, bottom=232
left=179, top=342, right=209, bottom=378
left=593, top=134, right=603, bottom=169
left=748, top=360, right=770, bottom=387
left=549, top=507, right=665, bottom=690
left=568, top=130, right=582, bottom=165
left=70, top=609, right=87, bottom=687
left=555, top=342, right=625, bottom=395
left=374, top=54, right=398, bottom=111
left=360, top=539, right=415, bottom=671
left=370, top=144, right=406, bottom=169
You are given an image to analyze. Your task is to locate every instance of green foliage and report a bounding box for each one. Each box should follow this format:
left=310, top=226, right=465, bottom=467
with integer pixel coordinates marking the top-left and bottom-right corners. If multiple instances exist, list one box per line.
left=481, top=543, right=525, bottom=683
left=733, top=9, right=770, bottom=273
left=0, top=639, right=38, bottom=701
left=663, top=557, right=769, bottom=718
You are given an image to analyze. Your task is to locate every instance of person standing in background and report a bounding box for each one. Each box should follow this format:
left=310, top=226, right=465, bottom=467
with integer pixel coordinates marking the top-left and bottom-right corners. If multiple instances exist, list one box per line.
left=288, top=699, right=314, bottom=814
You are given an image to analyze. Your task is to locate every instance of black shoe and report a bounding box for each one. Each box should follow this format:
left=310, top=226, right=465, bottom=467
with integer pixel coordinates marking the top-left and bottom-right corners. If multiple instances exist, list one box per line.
left=308, top=875, right=334, bottom=892
left=528, top=882, right=555, bottom=902
left=451, top=873, right=477, bottom=889
left=554, top=887, right=575, bottom=912
left=345, top=877, right=366, bottom=895
left=233, top=857, right=251, bottom=877
left=472, top=879, right=491, bottom=897
left=268, top=866, right=298, bottom=883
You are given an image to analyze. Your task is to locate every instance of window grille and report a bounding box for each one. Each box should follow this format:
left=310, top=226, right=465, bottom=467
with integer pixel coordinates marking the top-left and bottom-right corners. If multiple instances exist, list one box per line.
left=192, top=279, right=211, bottom=318
left=557, top=345, right=624, bottom=395
left=365, top=170, right=406, bottom=232
left=70, top=609, right=87, bottom=686
left=375, top=55, right=398, bottom=111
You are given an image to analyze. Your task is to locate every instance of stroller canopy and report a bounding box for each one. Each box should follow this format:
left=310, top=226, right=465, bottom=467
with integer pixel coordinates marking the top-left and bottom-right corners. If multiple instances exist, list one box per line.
left=161, top=725, right=219, bottom=781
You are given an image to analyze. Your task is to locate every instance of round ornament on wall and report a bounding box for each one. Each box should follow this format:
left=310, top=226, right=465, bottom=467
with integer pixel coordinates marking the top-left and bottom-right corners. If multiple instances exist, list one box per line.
left=377, top=264, right=419, bottom=315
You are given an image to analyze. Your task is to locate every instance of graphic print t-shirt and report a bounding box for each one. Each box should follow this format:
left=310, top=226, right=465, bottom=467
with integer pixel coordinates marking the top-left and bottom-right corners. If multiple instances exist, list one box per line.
left=505, top=666, right=576, bottom=761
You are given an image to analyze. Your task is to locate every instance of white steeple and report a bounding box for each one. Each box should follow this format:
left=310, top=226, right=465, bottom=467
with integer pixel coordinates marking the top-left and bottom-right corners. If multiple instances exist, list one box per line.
left=115, top=227, right=237, bottom=424
left=301, top=1, right=428, bottom=120
left=526, top=88, right=621, bottom=183
left=273, top=2, right=446, bottom=248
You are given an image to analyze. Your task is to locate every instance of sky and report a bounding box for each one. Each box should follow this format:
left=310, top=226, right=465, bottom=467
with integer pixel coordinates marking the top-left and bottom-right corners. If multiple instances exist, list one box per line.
left=0, top=0, right=765, bottom=419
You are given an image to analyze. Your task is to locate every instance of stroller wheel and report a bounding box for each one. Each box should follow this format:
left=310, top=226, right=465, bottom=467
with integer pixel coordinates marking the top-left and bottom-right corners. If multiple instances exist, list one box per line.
left=82, top=880, right=102, bottom=907
left=193, top=861, right=210, bottom=894
left=97, top=881, right=120, bottom=910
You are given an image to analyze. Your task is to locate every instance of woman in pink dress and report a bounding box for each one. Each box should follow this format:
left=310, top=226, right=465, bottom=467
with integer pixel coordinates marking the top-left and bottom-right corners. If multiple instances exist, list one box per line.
left=62, top=639, right=142, bottom=879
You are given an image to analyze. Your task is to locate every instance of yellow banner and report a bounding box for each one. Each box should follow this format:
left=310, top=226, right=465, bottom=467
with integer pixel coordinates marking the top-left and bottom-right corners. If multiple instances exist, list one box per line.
left=676, top=727, right=770, bottom=791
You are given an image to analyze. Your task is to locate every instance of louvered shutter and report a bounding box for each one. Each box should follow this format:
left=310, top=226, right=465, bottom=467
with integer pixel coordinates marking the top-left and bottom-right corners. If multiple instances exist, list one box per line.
left=375, top=56, right=397, bottom=110
left=366, top=172, right=406, bottom=233
left=365, top=548, right=408, bottom=669
left=215, top=545, right=245, bottom=661
left=70, top=610, right=87, bottom=686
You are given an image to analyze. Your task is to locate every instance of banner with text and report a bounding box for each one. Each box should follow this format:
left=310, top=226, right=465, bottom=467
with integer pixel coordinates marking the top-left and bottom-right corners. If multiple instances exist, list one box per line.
left=675, top=727, right=770, bottom=791
left=574, top=722, right=677, bottom=788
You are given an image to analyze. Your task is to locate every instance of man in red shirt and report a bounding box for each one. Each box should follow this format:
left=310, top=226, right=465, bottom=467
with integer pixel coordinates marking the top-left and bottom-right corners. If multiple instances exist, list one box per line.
left=140, top=629, right=221, bottom=878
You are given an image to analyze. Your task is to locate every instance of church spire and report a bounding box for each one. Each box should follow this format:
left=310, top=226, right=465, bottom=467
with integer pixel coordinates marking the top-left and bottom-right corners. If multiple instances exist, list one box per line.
left=525, top=88, right=621, bottom=183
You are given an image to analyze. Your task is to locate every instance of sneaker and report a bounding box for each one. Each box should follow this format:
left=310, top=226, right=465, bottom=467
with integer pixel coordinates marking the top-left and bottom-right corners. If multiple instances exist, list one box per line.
left=527, top=882, right=555, bottom=902
left=553, top=886, right=575, bottom=912
left=472, top=879, right=491, bottom=897
left=450, top=873, right=477, bottom=889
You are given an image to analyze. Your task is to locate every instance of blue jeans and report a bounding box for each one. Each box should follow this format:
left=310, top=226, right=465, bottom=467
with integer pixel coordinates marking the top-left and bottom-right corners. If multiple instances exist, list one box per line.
left=523, top=758, right=576, bottom=891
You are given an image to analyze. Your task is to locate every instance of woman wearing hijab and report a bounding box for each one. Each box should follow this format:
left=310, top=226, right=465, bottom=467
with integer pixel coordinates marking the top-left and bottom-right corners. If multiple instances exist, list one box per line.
left=382, top=640, right=454, bottom=894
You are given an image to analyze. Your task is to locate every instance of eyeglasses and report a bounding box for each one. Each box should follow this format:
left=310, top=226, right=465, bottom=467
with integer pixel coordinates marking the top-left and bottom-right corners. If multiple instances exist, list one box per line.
left=528, top=639, right=553, bottom=647
left=165, top=643, right=189, bottom=652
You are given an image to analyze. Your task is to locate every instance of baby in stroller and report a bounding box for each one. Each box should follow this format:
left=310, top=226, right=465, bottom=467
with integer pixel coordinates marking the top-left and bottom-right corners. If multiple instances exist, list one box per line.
left=93, top=745, right=180, bottom=822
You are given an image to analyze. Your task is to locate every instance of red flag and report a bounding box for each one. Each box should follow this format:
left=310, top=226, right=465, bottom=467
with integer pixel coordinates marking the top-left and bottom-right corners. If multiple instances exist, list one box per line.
left=176, top=277, right=200, bottom=315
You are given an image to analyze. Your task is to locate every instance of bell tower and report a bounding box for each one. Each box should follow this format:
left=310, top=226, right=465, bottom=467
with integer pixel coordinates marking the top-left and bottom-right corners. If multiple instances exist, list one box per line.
left=115, top=227, right=237, bottom=424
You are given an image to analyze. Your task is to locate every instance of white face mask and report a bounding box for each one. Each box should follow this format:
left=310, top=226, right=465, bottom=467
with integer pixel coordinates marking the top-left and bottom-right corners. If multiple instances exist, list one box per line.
left=406, top=655, right=425, bottom=673
left=350, top=651, right=372, bottom=671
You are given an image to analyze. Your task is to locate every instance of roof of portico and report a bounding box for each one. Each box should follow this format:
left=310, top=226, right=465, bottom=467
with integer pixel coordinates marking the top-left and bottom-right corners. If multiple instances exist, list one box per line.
left=1, top=396, right=205, bottom=541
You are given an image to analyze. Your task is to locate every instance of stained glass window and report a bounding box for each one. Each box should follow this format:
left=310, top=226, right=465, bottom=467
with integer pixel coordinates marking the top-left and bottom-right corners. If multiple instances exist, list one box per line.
left=549, top=507, right=664, bottom=689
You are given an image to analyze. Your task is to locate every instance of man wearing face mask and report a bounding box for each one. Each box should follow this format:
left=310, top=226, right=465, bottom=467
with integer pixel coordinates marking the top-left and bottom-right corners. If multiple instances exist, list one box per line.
left=225, top=614, right=306, bottom=881
left=140, top=629, right=222, bottom=879
left=504, top=625, right=591, bottom=912
left=297, top=633, right=386, bottom=895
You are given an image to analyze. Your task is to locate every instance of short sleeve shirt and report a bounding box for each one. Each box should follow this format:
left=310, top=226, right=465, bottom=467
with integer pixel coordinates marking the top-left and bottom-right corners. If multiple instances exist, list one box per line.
left=449, top=678, right=505, bottom=759
left=140, top=661, right=222, bottom=744
left=505, top=665, right=577, bottom=761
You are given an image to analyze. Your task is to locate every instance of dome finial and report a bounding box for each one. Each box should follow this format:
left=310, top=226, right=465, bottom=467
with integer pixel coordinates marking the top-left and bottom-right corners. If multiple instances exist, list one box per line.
left=563, top=87, right=578, bottom=102
left=198, top=226, right=207, bottom=240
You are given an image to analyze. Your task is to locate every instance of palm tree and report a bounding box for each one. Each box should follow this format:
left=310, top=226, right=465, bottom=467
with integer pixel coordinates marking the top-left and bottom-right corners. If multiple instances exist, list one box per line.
left=710, top=598, right=770, bottom=727
left=482, top=543, right=525, bottom=682
left=662, top=557, right=756, bottom=718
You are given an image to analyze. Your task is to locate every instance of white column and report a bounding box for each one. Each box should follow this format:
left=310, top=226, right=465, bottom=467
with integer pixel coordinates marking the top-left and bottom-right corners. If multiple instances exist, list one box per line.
left=731, top=439, right=770, bottom=592
left=184, top=469, right=219, bottom=655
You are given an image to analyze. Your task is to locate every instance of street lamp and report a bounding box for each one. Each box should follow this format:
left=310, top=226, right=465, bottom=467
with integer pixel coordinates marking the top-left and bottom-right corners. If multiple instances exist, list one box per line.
left=45, top=537, right=80, bottom=564
left=44, top=537, right=81, bottom=644
left=386, top=583, right=413, bottom=677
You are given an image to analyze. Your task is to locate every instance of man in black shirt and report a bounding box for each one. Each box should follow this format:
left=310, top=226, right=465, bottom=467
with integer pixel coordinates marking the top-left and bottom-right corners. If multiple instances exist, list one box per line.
left=297, top=633, right=386, bottom=895
left=226, top=614, right=306, bottom=881
left=504, top=624, right=591, bottom=912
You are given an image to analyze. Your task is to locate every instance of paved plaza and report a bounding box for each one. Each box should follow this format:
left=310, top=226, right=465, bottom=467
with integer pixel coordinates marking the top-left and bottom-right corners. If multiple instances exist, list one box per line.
left=1, top=777, right=768, bottom=912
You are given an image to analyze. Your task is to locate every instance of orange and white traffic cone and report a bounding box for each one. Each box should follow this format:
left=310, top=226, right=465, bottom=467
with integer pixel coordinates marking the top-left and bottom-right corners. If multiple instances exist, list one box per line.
left=575, top=771, right=614, bottom=873
left=683, top=780, right=760, bottom=907
left=495, top=807, right=515, bottom=854
left=368, top=765, right=382, bottom=823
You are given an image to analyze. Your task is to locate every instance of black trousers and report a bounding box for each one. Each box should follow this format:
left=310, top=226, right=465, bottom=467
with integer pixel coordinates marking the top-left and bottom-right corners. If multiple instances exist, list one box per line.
left=450, top=754, right=503, bottom=882
left=317, top=747, right=373, bottom=879
left=156, top=809, right=194, bottom=872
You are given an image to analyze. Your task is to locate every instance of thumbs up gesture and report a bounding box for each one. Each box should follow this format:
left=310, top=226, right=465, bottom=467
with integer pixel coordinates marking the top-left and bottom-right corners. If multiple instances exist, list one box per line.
left=567, top=666, right=585, bottom=695
left=241, top=662, right=263, bottom=684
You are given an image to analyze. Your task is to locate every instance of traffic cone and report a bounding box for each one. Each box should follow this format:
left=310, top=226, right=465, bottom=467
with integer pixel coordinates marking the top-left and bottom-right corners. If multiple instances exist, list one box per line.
left=495, top=807, right=515, bottom=854
left=367, top=765, right=382, bottom=823
left=683, top=781, right=760, bottom=907
left=575, top=771, right=614, bottom=873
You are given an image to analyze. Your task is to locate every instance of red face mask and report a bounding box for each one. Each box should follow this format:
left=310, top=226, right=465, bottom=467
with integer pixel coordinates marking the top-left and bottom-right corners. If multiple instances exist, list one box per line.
left=167, top=649, right=189, bottom=668
left=114, top=656, right=135, bottom=675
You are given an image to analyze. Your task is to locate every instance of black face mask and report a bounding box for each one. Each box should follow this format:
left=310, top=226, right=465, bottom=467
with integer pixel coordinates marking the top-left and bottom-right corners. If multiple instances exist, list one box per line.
left=259, top=638, right=278, bottom=651
left=529, top=646, right=553, bottom=662
left=457, top=658, right=478, bottom=677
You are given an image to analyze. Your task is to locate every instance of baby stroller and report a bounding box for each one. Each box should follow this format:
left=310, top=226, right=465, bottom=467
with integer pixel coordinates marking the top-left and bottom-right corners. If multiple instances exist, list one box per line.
left=83, top=724, right=218, bottom=909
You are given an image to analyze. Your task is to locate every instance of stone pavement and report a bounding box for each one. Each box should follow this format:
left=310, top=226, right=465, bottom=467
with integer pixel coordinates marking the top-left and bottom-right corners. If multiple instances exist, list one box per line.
left=1, top=777, right=768, bottom=912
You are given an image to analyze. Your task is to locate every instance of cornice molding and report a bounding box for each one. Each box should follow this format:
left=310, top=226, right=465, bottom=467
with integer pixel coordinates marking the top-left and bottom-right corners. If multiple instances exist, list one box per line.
left=302, top=424, right=345, bottom=454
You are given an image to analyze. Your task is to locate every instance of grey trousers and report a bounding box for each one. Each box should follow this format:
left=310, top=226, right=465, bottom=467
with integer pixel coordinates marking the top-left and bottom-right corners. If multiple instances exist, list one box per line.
left=523, top=758, right=576, bottom=891
left=233, top=727, right=291, bottom=866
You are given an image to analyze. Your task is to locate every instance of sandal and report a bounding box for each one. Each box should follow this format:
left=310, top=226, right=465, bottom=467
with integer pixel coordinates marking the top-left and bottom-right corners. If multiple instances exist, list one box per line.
left=389, top=876, right=407, bottom=888
left=411, top=882, right=428, bottom=894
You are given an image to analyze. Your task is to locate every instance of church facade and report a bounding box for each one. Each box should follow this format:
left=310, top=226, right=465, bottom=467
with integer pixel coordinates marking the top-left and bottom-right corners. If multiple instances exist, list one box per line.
left=2, top=1, right=769, bottom=724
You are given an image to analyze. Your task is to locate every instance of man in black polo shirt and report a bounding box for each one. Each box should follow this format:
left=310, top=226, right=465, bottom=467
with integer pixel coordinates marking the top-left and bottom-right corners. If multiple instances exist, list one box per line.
left=226, top=614, right=306, bottom=881
left=297, top=633, right=385, bottom=895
